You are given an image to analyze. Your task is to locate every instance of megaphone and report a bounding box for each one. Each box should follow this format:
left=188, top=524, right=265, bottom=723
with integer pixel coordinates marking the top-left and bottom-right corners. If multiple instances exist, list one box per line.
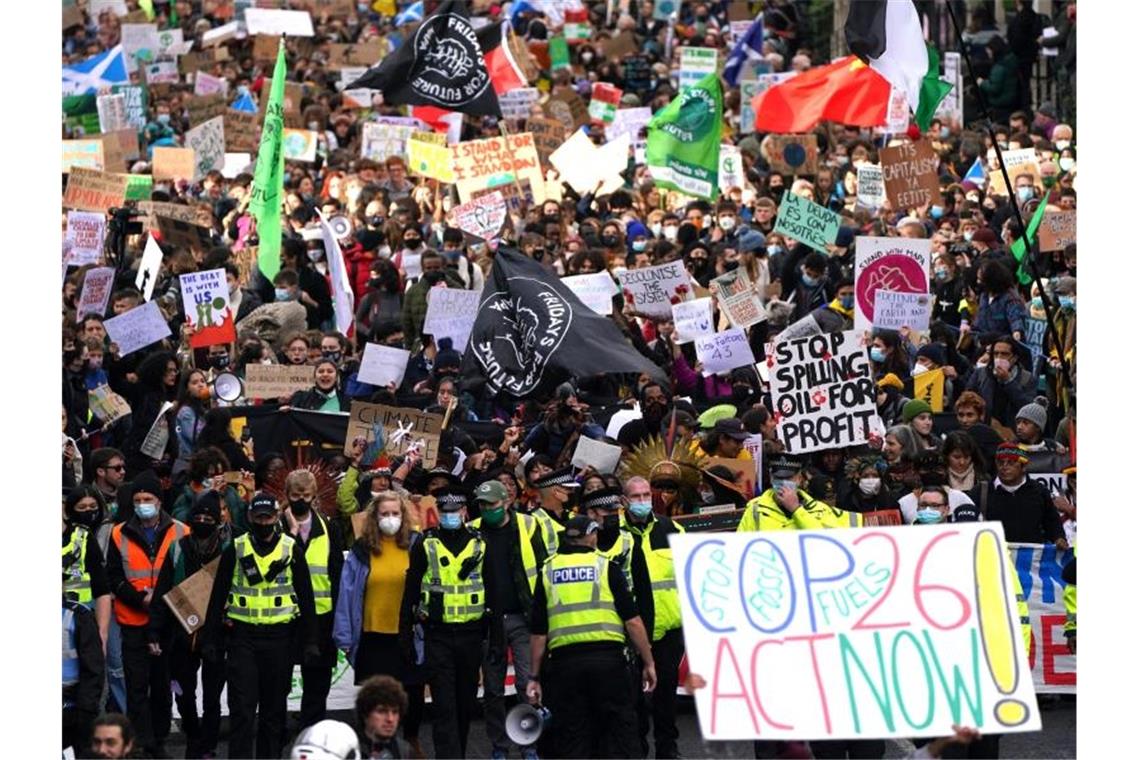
left=329, top=215, right=353, bottom=240
left=212, top=372, right=244, bottom=403
left=506, top=703, right=551, bottom=746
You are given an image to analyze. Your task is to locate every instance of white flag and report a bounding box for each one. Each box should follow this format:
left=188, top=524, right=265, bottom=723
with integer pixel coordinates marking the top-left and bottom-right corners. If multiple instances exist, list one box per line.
left=316, top=210, right=355, bottom=336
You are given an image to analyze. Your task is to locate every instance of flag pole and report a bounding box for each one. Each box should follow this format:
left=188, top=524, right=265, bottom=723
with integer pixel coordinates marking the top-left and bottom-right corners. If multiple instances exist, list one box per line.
left=942, top=1, right=1071, bottom=402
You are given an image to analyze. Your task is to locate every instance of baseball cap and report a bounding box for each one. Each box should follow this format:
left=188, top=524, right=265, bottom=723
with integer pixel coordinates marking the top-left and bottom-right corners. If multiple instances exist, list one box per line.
left=713, top=418, right=750, bottom=441
left=564, top=515, right=599, bottom=539
left=474, top=480, right=509, bottom=503
left=249, top=493, right=279, bottom=517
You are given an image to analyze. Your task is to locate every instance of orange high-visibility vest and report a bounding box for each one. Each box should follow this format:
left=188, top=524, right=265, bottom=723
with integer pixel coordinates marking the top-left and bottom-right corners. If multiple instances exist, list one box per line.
left=110, top=520, right=187, bottom=626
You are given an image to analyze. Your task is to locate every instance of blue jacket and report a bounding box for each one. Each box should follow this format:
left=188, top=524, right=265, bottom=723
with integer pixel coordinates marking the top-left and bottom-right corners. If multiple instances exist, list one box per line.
left=333, top=534, right=422, bottom=668
left=973, top=290, right=1027, bottom=339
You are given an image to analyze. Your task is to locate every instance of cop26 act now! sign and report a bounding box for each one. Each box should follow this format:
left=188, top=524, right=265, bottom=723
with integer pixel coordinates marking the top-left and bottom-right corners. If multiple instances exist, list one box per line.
left=670, top=525, right=1042, bottom=741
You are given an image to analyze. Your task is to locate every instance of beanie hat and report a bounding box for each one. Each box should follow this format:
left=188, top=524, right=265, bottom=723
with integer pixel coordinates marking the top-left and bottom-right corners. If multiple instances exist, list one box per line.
left=972, top=228, right=998, bottom=249
left=129, top=470, right=163, bottom=502
left=1016, top=401, right=1048, bottom=431
left=902, top=398, right=933, bottom=422
left=915, top=343, right=947, bottom=367
left=191, top=490, right=223, bottom=522
left=995, top=442, right=1030, bottom=463
left=434, top=337, right=462, bottom=371
left=877, top=373, right=904, bottom=391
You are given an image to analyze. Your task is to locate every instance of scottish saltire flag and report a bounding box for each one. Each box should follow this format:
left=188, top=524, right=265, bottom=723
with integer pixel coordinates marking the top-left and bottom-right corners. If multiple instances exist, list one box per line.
left=964, top=156, right=986, bottom=184
left=723, top=16, right=765, bottom=87
left=63, top=46, right=129, bottom=96
left=231, top=90, right=258, bottom=113
left=395, top=1, right=423, bottom=26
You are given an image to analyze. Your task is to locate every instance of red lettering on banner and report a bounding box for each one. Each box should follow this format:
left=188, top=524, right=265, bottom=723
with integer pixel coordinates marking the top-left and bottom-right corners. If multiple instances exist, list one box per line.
left=711, top=637, right=759, bottom=735
left=1040, top=614, right=1076, bottom=686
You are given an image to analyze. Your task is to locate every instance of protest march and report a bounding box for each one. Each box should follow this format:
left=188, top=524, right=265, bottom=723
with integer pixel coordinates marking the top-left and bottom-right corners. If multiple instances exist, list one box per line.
left=59, top=1, right=1082, bottom=759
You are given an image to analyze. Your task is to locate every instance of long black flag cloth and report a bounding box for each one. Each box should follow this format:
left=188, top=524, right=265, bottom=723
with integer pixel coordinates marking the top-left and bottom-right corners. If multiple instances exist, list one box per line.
left=463, top=246, right=666, bottom=399
left=346, top=0, right=501, bottom=116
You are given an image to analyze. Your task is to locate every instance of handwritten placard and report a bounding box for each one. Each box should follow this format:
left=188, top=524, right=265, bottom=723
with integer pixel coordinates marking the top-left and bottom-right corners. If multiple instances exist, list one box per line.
left=711, top=268, right=767, bottom=329
left=562, top=272, right=618, bottom=315
left=345, top=402, right=443, bottom=468
left=856, top=164, right=885, bottom=210
left=449, top=192, right=508, bottom=242
left=243, top=364, right=316, bottom=399
left=854, top=237, right=932, bottom=334
left=774, top=192, right=841, bottom=254
left=63, top=168, right=129, bottom=213
left=770, top=331, right=879, bottom=453
left=526, top=116, right=565, bottom=169
left=617, top=260, right=693, bottom=319
left=62, top=139, right=105, bottom=173
left=408, top=134, right=456, bottom=182
left=104, top=301, right=172, bottom=356
left=423, top=288, right=481, bottom=353
left=450, top=133, right=546, bottom=204
left=695, top=328, right=755, bottom=376
left=225, top=109, right=261, bottom=152
left=152, top=146, right=196, bottom=183
left=672, top=297, right=715, bottom=343
left=880, top=138, right=942, bottom=209
left=185, top=116, right=225, bottom=181
left=1037, top=211, right=1076, bottom=252
left=872, top=290, right=931, bottom=332
left=570, top=435, right=624, bottom=475
left=358, top=342, right=411, bottom=388
left=669, top=525, right=1041, bottom=740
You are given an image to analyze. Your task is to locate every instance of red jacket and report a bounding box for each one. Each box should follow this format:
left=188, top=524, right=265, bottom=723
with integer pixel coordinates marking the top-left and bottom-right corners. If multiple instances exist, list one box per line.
left=342, top=241, right=375, bottom=303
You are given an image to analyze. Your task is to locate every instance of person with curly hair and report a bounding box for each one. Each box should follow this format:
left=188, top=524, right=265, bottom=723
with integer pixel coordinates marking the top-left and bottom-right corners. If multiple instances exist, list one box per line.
left=838, top=454, right=899, bottom=515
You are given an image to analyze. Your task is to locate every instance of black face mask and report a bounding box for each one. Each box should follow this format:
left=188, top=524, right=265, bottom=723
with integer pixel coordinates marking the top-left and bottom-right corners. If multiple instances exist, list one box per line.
left=423, top=270, right=445, bottom=286
left=689, top=257, right=709, bottom=272
left=368, top=215, right=384, bottom=227
left=69, top=509, right=102, bottom=530
left=250, top=522, right=279, bottom=543
left=190, top=521, right=217, bottom=540
left=732, top=386, right=752, bottom=402
left=601, top=513, right=620, bottom=531
left=600, top=234, right=620, bottom=248
left=723, top=260, right=740, bottom=272
left=542, top=214, right=560, bottom=226
left=209, top=354, right=230, bottom=370
left=369, top=277, right=383, bottom=288
left=322, top=351, right=342, bottom=364
left=289, top=499, right=312, bottom=517
left=404, top=238, right=423, bottom=250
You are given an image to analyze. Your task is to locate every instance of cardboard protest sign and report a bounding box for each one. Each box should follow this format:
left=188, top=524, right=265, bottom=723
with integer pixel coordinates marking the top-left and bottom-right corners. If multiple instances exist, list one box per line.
left=98, top=128, right=141, bottom=169
left=671, top=526, right=1042, bottom=740
left=588, top=82, right=623, bottom=124
left=325, top=39, right=387, bottom=68
left=672, top=298, right=715, bottom=343
left=88, top=384, right=132, bottom=424
left=97, top=93, right=128, bottom=133
left=449, top=192, right=508, bottom=242
left=138, top=201, right=215, bottom=230
left=561, top=272, right=618, bottom=315
left=144, top=61, right=180, bottom=85
left=880, top=138, right=942, bottom=209
left=112, top=84, right=148, bottom=130
left=854, top=237, right=932, bottom=334
left=772, top=313, right=824, bottom=346
left=695, top=328, right=754, bottom=376
left=77, top=267, right=116, bottom=319
left=63, top=168, right=129, bottom=213
left=544, top=89, right=589, bottom=133
left=408, top=135, right=456, bottom=182
left=1001, top=148, right=1042, bottom=188
left=361, top=121, right=415, bottom=161
left=62, top=139, right=105, bottom=173
left=710, top=268, right=766, bottom=328
left=526, top=116, right=565, bottom=169
left=602, top=30, right=639, bottom=61
left=163, top=557, right=220, bottom=635
left=152, top=146, right=196, bottom=183
left=872, top=290, right=931, bottom=333
left=358, top=343, right=411, bottom=388
left=225, top=109, right=261, bottom=152
left=283, top=129, right=319, bottom=162
left=450, top=133, right=546, bottom=204
left=570, top=436, right=623, bottom=475
left=66, top=211, right=107, bottom=265
left=767, top=134, right=818, bottom=176
left=260, top=81, right=304, bottom=128
left=185, top=116, right=225, bottom=181
left=244, top=8, right=316, bottom=36
left=770, top=331, right=879, bottom=453
left=136, top=234, right=164, bottom=302
left=774, top=192, right=841, bottom=254
left=185, top=93, right=227, bottom=128
left=500, top=87, right=541, bottom=121
left=345, top=402, right=443, bottom=468
left=104, top=301, right=172, bottom=356
left=193, top=72, right=228, bottom=99
left=680, top=47, right=718, bottom=90
left=912, top=368, right=945, bottom=413
left=856, top=164, right=886, bottom=210
left=617, top=260, right=693, bottom=319
left=243, top=364, right=315, bottom=400
left=180, top=46, right=231, bottom=73
left=1009, top=543, right=1076, bottom=694
left=1038, top=211, right=1076, bottom=252
left=423, top=288, right=482, bottom=353
left=180, top=268, right=236, bottom=348
left=880, top=86, right=910, bottom=134
left=471, top=180, right=534, bottom=215
left=156, top=216, right=214, bottom=256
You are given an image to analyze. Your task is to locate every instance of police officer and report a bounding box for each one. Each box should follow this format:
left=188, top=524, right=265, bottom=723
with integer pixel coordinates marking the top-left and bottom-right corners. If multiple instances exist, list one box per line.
left=62, top=596, right=105, bottom=752
left=147, top=491, right=230, bottom=759
left=622, top=476, right=686, bottom=760
left=582, top=486, right=636, bottom=589
left=104, top=471, right=187, bottom=757
left=469, top=480, right=547, bottom=760
left=62, top=485, right=112, bottom=642
left=203, top=493, right=319, bottom=760
left=280, top=469, right=345, bottom=729
left=738, top=454, right=864, bottom=532
left=1063, top=551, right=1076, bottom=654
left=401, top=486, right=486, bottom=759
left=527, top=515, right=657, bottom=759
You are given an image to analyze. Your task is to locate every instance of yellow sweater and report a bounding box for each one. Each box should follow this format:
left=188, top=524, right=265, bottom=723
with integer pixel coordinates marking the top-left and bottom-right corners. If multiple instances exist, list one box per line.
left=364, top=538, right=409, bottom=634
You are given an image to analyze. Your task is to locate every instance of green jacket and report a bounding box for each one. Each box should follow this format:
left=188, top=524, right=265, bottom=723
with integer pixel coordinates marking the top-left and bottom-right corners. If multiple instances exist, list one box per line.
left=979, top=52, right=1021, bottom=109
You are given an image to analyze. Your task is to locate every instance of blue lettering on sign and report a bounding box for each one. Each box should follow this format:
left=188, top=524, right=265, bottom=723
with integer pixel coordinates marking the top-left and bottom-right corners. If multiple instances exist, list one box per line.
left=1014, top=544, right=1073, bottom=604
left=552, top=566, right=596, bottom=584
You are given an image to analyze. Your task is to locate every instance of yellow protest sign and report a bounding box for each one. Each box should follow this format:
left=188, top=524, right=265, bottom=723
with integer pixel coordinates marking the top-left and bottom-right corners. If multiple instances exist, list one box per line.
left=913, top=368, right=945, bottom=412
left=408, top=135, right=455, bottom=183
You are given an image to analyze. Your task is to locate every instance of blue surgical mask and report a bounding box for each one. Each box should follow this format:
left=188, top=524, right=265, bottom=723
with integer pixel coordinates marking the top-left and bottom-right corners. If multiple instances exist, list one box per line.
left=439, top=512, right=463, bottom=530
left=767, top=245, right=783, bottom=256
left=869, top=347, right=886, bottom=363
left=275, top=288, right=293, bottom=302
left=930, top=205, right=944, bottom=220
left=632, top=239, right=648, bottom=252
left=772, top=479, right=797, bottom=495
left=934, top=267, right=949, bottom=281
left=1059, top=296, right=1075, bottom=311
left=940, top=127, right=951, bottom=140
left=802, top=273, right=819, bottom=287
left=915, top=508, right=943, bottom=524
left=840, top=294, right=854, bottom=309
left=1031, top=297, right=1043, bottom=309
left=1017, top=187, right=1033, bottom=203
left=628, top=500, right=653, bottom=519
left=135, top=503, right=159, bottom=520
left=963, top=230, right=974, bottom=242
left=157, top=113, right=171, bottom=125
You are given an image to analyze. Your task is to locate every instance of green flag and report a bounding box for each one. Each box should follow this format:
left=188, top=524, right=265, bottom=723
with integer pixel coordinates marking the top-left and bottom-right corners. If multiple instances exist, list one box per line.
left=646, top=71, right=723, bottom=201
left=1010, top=197, right=1049, bottom=286
left=250, top=40, right=287, bottom=284
left=915, top=44, right=952, bottom=132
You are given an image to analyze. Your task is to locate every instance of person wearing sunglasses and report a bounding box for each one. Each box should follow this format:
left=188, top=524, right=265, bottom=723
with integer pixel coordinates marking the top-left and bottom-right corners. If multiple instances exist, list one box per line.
left=90, top=448, right=128, bottom=519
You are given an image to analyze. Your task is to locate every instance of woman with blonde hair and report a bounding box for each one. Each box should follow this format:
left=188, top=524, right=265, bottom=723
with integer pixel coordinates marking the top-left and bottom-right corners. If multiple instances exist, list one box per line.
left=333, top=490, right=426, bottom=755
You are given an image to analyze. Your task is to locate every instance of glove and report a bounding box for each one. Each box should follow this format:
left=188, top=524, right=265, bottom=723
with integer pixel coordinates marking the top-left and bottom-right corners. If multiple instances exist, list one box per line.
left=303, top=644, right=322, bottom=666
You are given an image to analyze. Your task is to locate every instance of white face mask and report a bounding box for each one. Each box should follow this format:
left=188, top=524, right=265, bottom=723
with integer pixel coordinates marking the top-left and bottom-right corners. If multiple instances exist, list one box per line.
left=378, top=515, right=402, bottom=536
left=650, top=222, right=663, bottom=237
left=1054, top=140, right=1071, bottom=151
left=718, top=216, right=736, bottom=231
left=662, top=226, right=678, bottom=241
left=912, top=364, right=931, bottom=377
left=1059, top=157, right=1074, bottom=172
left=858, top=477, right=881, bottom=496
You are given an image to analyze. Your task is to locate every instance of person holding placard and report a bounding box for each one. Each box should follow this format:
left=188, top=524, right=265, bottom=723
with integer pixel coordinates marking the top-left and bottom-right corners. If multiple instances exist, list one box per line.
left=289, top=360, right=350, bottom=412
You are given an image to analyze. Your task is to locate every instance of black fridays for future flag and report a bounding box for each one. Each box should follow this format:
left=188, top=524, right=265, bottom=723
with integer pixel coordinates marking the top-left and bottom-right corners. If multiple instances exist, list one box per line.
left=463, top=246, right=666, bottom=399
left=346, top=0, right=501, bottom=116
